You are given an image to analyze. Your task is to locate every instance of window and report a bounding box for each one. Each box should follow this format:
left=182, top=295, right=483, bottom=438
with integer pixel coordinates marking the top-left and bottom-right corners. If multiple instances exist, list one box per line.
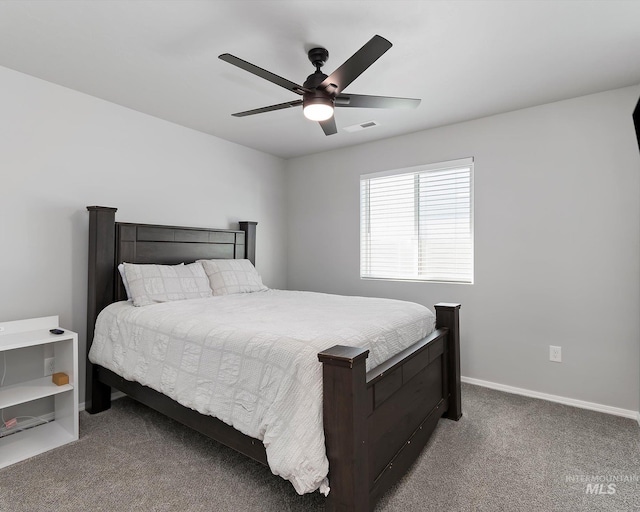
left=360, top=158, right=473, bottom=283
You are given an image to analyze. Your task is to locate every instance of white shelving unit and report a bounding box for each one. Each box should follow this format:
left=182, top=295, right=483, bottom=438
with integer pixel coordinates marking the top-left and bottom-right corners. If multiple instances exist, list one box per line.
left=0, top=316, right=78, bottom=469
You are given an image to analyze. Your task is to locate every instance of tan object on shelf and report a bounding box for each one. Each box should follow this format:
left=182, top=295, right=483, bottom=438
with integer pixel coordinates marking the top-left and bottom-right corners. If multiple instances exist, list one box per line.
left=52, top=372, right=69, bottom=386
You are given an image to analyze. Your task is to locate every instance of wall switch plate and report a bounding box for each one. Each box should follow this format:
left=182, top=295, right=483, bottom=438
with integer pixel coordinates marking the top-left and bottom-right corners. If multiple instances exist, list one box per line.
left=44, top=357, right=55, bottom=376
left=549, top=345, right=562, bottom=363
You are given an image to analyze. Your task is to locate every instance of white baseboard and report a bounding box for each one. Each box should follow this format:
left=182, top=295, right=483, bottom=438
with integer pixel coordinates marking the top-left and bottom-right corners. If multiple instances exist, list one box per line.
left=461, top=376, right=640, bottom=423
left=78, top=391, right=126, bottom=413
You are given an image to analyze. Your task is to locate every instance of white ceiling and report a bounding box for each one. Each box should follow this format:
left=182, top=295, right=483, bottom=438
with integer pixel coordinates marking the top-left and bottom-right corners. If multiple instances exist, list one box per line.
left=1, top=0, right=639, bottom=159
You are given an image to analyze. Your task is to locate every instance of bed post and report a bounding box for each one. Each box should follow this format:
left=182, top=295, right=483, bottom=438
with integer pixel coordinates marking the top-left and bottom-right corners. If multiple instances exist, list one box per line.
left=318, top=345, right=370, bottom=512
left=435, top=303, right=462, bottom=420
left=239, top=221, right=257, bottom=266
left=86, top=206, right=117, bottom=414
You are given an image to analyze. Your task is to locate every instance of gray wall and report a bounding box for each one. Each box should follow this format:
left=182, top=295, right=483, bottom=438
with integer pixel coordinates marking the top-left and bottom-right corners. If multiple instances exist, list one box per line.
left=3, top=61, right=638, bottom=417
left=285, top=85, right=640, bottom=412
left=0, top=66, right=288, bottom=403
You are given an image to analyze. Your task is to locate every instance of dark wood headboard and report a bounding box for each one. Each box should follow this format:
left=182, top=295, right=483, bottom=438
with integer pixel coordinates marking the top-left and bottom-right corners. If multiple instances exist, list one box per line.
left=86, top=205, right=257, bottom=352
left=86, top=206, right=257, bottom=411
left=113, top=222, right=247, bottom=301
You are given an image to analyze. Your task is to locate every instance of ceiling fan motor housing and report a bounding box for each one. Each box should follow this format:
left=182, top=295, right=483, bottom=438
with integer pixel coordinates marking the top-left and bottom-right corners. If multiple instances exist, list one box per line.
left=303, top=89, right=335, bottom=108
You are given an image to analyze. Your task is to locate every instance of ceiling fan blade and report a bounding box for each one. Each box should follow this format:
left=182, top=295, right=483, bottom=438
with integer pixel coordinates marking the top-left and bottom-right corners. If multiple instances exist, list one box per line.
left=335, top=93, right=421, bottom=109
left=319, top=35, right=392, bottom=95
left=232, top=100, right=303, bottom=117
left=219, top=53, right=308, bottom=95
left=319, top=116, right=337, bottom=136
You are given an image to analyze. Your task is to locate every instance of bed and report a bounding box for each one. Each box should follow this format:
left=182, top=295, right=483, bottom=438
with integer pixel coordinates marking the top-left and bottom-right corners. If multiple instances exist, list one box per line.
left=85, top=206, right=461, bottom=511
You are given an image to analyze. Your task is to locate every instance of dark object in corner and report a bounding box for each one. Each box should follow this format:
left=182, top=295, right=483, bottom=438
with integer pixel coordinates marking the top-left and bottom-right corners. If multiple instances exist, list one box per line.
left=634, top=96, right=640, bottom=153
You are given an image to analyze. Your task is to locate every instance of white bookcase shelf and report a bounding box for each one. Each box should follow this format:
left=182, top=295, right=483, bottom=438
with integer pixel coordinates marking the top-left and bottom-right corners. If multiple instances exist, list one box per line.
left=0, top=316, right=78, bottom=469
left=0, top=377, right=74, bottom=409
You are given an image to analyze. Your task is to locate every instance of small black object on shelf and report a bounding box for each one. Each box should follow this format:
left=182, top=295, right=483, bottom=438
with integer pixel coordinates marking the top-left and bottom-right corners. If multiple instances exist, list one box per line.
left=49, top=329, right=64, bottom=335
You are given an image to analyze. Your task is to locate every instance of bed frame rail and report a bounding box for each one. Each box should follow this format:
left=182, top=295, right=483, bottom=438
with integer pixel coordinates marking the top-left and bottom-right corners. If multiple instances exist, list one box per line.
left=96, top=365, right=268, bottom=465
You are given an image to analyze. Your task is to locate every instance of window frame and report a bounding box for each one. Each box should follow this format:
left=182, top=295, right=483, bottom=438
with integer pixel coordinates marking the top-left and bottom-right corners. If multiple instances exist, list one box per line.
left=360, top=157, right=474, bottom=284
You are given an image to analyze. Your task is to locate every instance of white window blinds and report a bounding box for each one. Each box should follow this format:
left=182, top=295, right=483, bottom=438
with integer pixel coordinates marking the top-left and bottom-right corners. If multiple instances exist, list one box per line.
left=360, top=158, right=473, bottom=283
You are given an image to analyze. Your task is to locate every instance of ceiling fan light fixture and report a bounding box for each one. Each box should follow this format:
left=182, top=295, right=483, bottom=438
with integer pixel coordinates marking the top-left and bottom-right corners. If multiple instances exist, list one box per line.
left=303, top=95, right=334, bottom=121
left=220, top=36, right=420, bottom=136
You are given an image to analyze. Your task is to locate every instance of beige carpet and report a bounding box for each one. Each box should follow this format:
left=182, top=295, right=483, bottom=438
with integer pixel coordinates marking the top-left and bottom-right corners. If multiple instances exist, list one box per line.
left=1, top=383, right=638, bottom=511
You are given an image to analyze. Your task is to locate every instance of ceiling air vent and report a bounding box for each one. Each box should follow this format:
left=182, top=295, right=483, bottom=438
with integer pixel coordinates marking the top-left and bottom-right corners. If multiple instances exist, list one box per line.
left=343, top=121, right=381, bottom=133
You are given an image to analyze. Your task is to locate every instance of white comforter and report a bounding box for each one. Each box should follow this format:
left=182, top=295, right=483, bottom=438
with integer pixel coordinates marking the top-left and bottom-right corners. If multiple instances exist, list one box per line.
left=89, top=289, right=435, bottom=495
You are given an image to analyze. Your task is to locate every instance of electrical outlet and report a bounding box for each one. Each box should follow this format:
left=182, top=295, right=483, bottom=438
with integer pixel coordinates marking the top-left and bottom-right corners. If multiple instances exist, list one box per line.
left=44, top=357, right=55, bottom=376
left=549, top=345, right=562, bottom=363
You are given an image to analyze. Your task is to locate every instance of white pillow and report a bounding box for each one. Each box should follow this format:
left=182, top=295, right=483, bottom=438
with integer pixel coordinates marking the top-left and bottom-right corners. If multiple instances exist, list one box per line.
left=198, top=259, right=268, bottom=296
left=118, top=263, right=133, bottom=301
left=119, top=263, right=185, bottom=301
left=123, top=262, right=213, bottom=307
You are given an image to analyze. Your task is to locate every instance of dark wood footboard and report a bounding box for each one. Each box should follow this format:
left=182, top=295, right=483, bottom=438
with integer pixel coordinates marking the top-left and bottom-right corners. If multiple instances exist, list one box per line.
left=318, top=303, right=461, bottom=512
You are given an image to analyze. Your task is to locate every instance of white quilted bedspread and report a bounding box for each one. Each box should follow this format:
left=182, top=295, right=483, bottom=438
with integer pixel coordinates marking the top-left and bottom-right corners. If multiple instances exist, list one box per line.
left=89, top=290, right=435, bottom=495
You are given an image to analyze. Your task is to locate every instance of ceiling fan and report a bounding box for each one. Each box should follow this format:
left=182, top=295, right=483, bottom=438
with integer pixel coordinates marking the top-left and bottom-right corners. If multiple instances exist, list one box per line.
left=218, top=35, right=421, bottom=136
